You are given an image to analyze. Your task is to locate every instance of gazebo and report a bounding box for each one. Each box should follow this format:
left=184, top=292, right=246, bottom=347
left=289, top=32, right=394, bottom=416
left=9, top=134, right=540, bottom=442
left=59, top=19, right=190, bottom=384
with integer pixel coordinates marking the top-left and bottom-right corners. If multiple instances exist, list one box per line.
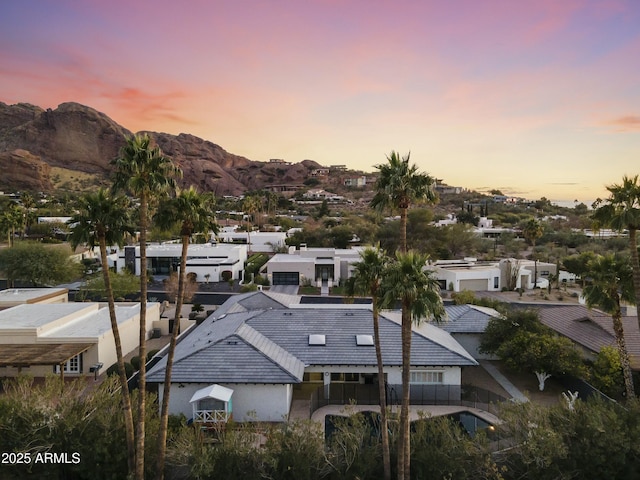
left=189, top=384, right=233, bottom=424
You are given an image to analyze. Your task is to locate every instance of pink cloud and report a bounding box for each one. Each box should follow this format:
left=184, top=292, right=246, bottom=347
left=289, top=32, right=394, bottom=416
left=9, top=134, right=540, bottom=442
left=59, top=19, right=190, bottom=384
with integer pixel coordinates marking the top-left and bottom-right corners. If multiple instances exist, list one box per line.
left=603, top=115, right=640, bottom=132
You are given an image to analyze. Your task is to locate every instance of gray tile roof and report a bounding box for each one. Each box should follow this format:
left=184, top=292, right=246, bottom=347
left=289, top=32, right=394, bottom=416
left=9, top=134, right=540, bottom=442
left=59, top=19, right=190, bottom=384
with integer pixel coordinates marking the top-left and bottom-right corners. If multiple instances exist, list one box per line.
left=147, top=311, right=305, bottom=384
left=212, top=291, right=300, bottom=316
left=440, top=304, right=501, bottom=333
left=540, top=305, right=640, bottom=370
left=538, top=305, right=615, bottom=356
left=147, top=297, right=478, bottom=386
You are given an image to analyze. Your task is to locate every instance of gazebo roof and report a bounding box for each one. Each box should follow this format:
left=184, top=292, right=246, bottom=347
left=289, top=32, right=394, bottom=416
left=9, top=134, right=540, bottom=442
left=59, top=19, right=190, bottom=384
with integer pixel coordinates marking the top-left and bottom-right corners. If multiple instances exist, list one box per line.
left=189, top=384, right=234, bottom=404
left=0, top=343, right=93, bottom=367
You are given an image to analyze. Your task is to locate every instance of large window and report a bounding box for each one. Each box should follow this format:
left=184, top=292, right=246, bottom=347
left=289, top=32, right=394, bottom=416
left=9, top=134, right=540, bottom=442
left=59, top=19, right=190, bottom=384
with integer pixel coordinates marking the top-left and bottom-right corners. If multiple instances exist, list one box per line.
left=410, top=370, right=443, bottom=384
left=331, top=373, right=360, bottom=382
left=55, top=354, right=83, bottom=374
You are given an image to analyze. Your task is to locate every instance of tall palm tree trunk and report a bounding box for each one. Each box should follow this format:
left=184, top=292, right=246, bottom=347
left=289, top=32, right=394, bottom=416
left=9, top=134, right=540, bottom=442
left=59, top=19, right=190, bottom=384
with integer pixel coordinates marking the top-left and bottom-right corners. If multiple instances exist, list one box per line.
left=612, top=308, right=635, bottom=398
left=99, top=236, right=136, bottom=473
left=400, top=208, right=408, bottom=253
left=372, top=303, right=391, bottom=480
left=629, top=229, right=640, bottom=333
left=155, top=236, right=189, bottom=480
left=398, top=303, right=412, bottom=480
left=135, top=195, right=149, bottom=480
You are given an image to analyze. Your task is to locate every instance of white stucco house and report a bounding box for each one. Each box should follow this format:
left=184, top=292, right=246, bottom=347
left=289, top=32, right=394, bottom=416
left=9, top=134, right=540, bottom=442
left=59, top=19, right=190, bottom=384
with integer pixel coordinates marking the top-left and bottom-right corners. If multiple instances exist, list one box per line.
left=0, top=288, right=69, bottom=310
left=146, top=291, right=478, bottom=423
left=112, top=243, right=247, bottom=283
left=262, top=246, right=363, bottom=287
left=0, top=302, right=159, bottom=378
left=428, top=258, right=561, bottom=292
left=216, top=229, right=287, bottom=253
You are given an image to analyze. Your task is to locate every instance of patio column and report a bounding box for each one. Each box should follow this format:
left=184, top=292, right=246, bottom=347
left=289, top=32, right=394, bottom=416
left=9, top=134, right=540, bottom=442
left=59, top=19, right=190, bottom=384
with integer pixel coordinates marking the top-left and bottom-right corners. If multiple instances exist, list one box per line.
left=324, top=371, right=331, bottom=400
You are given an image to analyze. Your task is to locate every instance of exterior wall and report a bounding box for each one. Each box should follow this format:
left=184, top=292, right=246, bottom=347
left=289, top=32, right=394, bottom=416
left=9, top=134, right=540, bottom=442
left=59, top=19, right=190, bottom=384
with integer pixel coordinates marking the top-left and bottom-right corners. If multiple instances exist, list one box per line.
left=266, top=261, right=315, bottom=285
left=159, top=382, right=292, bottom=422
left=116, top=244, right=247, bottom=281
left=217, top=232, right=287, bottom=253
left=434, top=267, right=501, bottom=292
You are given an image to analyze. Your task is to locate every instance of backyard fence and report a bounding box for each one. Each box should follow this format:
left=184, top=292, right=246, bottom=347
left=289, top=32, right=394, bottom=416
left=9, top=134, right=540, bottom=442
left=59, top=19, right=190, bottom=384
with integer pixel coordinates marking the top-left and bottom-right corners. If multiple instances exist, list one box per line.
left=310, top=383, right=507, bottom=417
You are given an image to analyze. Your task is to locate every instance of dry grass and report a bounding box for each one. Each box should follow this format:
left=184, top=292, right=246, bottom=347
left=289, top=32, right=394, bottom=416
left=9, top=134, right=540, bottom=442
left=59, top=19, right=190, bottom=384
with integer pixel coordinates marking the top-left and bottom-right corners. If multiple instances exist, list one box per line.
left=50, top=167, right=104, bottom=191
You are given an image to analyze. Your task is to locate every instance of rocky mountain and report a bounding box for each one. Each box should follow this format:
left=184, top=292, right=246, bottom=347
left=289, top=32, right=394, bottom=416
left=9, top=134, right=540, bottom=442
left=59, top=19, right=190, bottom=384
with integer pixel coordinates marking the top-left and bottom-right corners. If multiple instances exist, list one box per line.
left=0, top=101, right=323, bottom=195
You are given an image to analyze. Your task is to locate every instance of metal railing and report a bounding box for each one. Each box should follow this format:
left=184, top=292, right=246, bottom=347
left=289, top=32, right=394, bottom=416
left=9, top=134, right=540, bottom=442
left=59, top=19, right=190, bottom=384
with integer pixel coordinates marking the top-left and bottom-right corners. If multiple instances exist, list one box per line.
left=310, top=383, right=507, bottom=416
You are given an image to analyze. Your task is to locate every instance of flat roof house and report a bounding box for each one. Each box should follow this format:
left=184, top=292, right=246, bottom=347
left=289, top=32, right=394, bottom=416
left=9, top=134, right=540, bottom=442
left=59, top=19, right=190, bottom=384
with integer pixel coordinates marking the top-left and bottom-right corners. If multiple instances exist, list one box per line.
left=146, top=291, right=477, bottom=423
left=262, top=246, right=363, bottom=287
left=114, top=243, right=248, bottom=283
left=0, top=287, right=69, bottom=310
left=0, top=302, right=159, bottom=378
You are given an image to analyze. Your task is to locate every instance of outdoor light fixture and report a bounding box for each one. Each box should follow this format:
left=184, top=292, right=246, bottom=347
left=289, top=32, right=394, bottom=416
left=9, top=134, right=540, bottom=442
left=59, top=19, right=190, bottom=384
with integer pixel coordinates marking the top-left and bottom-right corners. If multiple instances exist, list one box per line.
left=89, top=363, right=103, bottom=381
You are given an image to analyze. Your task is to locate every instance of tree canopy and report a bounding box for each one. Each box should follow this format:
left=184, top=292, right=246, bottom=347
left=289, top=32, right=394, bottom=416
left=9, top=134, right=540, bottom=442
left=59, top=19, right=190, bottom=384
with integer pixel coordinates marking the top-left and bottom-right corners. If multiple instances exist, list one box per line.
left=0, top=242, right=81, bottom=286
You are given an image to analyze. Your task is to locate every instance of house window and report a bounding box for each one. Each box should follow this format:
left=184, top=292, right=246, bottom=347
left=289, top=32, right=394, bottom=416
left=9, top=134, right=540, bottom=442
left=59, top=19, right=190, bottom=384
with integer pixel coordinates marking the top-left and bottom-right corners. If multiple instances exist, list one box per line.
left=540, top=270, right=550, bottom=277
left=410, top=370, right=444, bottom=384
left=55, top=354, right=83, bottom=374
left=331, top=373, right=360, bottom=382
left=493, top=277, right=499, bottom=289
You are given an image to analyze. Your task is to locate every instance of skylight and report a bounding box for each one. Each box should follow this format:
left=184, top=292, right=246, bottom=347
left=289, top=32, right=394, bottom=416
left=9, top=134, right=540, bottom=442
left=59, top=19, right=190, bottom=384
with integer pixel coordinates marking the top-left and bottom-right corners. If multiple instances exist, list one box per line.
left=356, top=335, right=374, bottom=346
left=308, top=334, right=326, bottom=346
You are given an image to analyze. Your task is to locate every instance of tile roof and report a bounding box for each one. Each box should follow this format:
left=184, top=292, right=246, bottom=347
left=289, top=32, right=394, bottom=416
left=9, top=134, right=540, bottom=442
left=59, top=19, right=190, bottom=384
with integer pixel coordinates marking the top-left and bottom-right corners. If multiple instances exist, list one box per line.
left=147, top=297, right=479, bottom=386
left=538, top=305, right=615, bottom=355
left=212, top=291, right=300, bottom=316
left=147, top=311, right=305, bottom=384
left=440, top=304, right=501, bottom=333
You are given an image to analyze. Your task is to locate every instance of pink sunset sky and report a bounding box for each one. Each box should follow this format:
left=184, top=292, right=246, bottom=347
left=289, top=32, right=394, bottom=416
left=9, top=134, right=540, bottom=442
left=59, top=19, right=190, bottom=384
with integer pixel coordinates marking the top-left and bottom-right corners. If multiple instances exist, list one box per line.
left=1, top=0, right=639, bottom=204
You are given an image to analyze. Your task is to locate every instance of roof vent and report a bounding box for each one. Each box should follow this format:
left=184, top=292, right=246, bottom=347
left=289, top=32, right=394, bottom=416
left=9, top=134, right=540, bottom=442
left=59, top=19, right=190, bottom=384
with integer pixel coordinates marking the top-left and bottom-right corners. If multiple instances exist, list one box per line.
left=356, top=335, right=374, bottom=346
left=226, top=340, right=239, bottom=345
left=308, top=334, right=326, bottom=346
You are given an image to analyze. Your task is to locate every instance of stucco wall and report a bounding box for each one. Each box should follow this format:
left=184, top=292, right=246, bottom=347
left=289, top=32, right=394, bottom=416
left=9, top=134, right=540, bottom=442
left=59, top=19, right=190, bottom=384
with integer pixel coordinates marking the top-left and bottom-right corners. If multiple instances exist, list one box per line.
left=159, top=382, right=293, bottom=422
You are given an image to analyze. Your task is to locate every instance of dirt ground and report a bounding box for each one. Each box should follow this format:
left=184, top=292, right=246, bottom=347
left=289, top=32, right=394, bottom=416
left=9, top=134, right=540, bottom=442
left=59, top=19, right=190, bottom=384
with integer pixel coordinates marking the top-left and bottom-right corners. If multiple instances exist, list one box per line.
left=462, top=361, right=563, bottom=406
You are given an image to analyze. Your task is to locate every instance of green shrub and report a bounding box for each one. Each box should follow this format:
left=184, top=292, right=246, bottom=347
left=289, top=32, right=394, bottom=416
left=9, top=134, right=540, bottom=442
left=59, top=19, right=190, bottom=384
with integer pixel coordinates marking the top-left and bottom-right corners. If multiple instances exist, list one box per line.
left=106, top=362, right=134, bottom=378
left=240, top=284, right=258, bottom=293
left=131, top=356, right=141, bottom=370
left=147, top=349, right=160, bottom=361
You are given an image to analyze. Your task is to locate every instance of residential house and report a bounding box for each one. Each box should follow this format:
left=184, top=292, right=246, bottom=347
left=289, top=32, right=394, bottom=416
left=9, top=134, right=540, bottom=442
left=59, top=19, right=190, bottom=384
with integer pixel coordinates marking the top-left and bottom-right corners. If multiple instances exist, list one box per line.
left=146, top=292, right=477, bottom=423
left=0, top=302, right=159, bottom=378
left=262, top=246, right=363, bottom=287
left=0, top=287, right=68, bottom=311
left=113, top=243, right=247, bottom=283
left=538, top=305, right=640, bottom=369
left=217, top=229, right=287, bottom=253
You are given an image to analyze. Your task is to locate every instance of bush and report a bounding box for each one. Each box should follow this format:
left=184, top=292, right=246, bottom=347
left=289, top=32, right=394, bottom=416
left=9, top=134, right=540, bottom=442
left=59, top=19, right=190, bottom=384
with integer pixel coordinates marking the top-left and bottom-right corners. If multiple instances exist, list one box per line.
left=131, top=356, right=141, bottom=370
left=240, top=284, right=258, bottom=293
left=106, top=362, right=134, bottom=378
left=147, top=349, right=160, bottom=361
left=451, top=290, right=476, bottom=305
left=254, top=274, right=271, bottom=286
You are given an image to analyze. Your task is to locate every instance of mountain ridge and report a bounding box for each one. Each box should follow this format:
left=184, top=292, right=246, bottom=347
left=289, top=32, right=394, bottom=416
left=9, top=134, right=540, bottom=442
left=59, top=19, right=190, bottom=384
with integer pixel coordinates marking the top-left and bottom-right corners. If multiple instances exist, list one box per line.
left=0, top=101, right=325, bottom=195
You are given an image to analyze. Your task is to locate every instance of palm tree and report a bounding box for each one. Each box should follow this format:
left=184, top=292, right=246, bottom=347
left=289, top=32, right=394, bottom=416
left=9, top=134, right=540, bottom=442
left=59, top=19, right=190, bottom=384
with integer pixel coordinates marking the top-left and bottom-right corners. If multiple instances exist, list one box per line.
left=583, top=254, right=635, bottom=398
left=68, top=189, right=136, bottom=473
left=522, top=218, right=544, bottom=287
left=382, top=251, right=445, bottom=480
left=347, top=247, right=391, bottom=480
left=370, top=151, right=437, bottom=253
left=112, top=133, right=182, bottom=480
left=593, top=175, right=640, bottom=333
left=242, top=195, right=262, bottom=254
left=0, top=204, right=24, bottom=247
left=153, top=187, right=217, bottom=480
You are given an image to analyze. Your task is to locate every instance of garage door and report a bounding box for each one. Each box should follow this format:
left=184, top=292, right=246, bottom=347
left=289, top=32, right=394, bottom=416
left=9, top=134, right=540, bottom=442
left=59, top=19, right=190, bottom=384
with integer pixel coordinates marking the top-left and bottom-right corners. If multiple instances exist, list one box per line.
left=272, top=272, right=300, bottom=285
left=458, top=279, right=488, bottom=291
